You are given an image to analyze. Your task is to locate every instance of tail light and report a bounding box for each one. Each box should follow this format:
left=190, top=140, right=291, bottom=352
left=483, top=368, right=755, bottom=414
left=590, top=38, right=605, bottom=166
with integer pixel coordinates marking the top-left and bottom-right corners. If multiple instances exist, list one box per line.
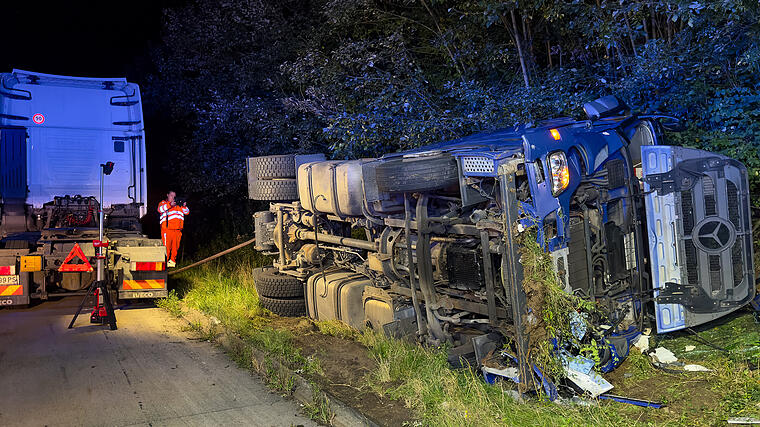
left=131, top=262, right=165, bottom=271
left=0, top=265, right=15, bottom=275
left=548, top=151, right=570, bottom=196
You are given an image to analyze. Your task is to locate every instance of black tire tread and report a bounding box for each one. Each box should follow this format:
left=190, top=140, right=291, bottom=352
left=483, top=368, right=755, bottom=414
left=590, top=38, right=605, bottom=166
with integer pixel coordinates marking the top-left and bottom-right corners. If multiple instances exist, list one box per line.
left=375, top=155, right=459, bottom=193
left=259, top=295, right=306, bottom=317
left=252, top=267, right=304, bottom=298
left=248, top=179, right=298, bottom=200
left=250, top=154, right=296, bottom=179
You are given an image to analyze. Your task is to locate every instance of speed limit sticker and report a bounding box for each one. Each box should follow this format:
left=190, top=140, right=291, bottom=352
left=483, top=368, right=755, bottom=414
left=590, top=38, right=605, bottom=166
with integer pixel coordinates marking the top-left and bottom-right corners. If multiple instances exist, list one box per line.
left=32, top=113, right=45, bottom=124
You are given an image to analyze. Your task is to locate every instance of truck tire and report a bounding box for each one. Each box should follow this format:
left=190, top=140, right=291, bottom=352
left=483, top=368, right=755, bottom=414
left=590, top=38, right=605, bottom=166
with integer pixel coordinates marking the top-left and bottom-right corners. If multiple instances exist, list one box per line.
left=252, top=267, right=303, bottom=298
left=259, top=295, right=306, bottom=317
left=375, top=155, right=459, bottom=193
left=248, top=179, right=298, bottom=201
left=250, top=154, right=296, bottom=179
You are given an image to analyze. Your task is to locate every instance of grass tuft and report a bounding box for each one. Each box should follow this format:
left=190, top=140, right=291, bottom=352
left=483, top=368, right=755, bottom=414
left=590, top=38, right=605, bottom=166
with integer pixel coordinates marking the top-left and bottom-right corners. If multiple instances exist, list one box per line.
left=358, top=330, right=627, bottom=426
left=156, top=289, right=184, bottom=317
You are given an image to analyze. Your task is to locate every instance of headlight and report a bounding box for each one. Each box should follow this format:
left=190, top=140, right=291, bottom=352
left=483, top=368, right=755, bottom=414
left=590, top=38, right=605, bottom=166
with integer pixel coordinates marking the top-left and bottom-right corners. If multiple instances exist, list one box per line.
left=548, top=151, right=570, bottom=196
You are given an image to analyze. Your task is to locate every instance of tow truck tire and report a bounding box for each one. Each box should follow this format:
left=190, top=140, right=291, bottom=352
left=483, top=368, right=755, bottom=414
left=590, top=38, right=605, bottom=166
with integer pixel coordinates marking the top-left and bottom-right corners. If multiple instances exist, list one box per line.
left=250, top=154, right=296, bottom=179
left=375, top=155, right=459, bottom=193
left=252, top=267, right=303, bottom=298
left=248, top=178, right=298, bottom=201
left=259, top=295, right=306, bottom=317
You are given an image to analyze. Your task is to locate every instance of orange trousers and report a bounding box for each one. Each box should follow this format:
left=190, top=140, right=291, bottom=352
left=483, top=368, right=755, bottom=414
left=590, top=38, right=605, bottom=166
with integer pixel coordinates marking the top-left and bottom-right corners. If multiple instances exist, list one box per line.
left=162, top=229, right=183, bottom=262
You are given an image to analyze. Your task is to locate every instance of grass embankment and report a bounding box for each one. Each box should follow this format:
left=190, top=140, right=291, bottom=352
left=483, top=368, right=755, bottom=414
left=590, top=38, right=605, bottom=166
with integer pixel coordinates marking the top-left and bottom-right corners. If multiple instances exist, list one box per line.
left=159, top=247, right=760, bottom=426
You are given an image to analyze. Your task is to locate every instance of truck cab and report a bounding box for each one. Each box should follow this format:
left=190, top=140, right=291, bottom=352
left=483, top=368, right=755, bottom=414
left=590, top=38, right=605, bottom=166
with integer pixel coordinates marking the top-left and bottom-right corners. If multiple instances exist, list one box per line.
left=0, top=70, right=166, bottom=305
left=246, top=96, right=754, bottom=383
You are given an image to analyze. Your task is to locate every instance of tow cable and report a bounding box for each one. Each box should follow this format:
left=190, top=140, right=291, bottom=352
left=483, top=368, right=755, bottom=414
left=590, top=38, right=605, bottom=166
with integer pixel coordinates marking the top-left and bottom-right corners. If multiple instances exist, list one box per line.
left=168, top=237, right=256, bottom=276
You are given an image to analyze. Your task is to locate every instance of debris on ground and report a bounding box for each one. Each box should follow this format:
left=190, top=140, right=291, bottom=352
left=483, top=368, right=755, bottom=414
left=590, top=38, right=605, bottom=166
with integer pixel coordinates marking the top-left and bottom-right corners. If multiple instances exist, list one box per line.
left=633, top=334, right=650, bottom=353
left=564, top=364, right=614, bottom=397
left=684, top=345, right=696, bottom=352
left=683, top=364, right=711, bottom=372
left=651, top=347, right=678, bottom=364
left=598, top=394, right=664, bottom=409
left=727, top=417, right=760, bottom=424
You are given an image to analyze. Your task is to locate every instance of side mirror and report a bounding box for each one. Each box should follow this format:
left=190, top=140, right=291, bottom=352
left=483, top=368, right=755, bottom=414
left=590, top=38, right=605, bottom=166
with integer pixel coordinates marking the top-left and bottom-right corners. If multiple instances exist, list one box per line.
left=102, top=162, right=115, bottom=175
left=583, top=96, right=628, bottom=121
left=658, top=116, right=686, bottom=132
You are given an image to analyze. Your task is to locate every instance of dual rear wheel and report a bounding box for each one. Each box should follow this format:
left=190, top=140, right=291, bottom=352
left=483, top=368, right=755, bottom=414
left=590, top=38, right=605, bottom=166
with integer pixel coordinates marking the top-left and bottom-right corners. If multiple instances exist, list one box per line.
left=247, top=155, right=298, bottom=200
left=252, top=267, right=305, bottom=317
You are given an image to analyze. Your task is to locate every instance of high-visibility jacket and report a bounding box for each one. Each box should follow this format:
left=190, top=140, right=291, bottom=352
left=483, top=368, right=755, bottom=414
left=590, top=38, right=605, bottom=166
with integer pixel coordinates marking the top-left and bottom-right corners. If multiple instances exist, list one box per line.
left=158, top=200, right=189, bottom=230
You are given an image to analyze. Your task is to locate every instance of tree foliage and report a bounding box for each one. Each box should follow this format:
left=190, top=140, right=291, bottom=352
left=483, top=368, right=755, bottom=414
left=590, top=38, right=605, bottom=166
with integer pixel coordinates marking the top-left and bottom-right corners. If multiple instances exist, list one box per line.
left=146, top=0, right=760, bottom=210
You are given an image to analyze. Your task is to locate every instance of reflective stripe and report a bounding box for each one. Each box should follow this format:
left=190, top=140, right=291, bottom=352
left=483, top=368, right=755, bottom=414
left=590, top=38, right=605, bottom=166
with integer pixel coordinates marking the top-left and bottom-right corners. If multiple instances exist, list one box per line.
left=0, top=285, right=22, bottom=296
left=123, top=279, right=166, bottom=290
left=158, top=201, right=171, bottom=213
left=159, top=201, right=187, bottom=230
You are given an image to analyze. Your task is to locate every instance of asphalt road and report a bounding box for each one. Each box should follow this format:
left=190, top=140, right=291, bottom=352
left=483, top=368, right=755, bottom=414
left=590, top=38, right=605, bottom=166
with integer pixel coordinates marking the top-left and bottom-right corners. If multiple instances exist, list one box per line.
left=0, top=297, right=314, bottom=427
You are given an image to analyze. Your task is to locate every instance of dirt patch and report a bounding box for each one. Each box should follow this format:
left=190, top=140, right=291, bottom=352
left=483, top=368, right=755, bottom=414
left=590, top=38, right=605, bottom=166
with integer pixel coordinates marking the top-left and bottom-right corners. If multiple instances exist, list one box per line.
left=269, top=317, right=416, bottom=427
left=603, top=355, right=720, bottom=423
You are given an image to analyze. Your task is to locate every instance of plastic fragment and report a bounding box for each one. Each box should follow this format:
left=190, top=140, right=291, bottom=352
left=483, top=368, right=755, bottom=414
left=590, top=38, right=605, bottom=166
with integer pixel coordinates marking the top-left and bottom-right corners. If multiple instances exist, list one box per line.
left=561, top=353, right=613, bottom=398
left=727, top=417, right=760, bottom=424
left=633, top=334, right=650, bottom=352
left=565, top=366, right=614, bottom=398
left=683, top=364, right=711, bottom=372
left=651, top=347, right=678, bottom=364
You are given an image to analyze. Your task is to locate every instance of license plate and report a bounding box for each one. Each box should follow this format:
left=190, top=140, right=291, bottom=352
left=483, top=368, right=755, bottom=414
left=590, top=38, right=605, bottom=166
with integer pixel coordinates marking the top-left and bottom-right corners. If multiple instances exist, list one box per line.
left=0, top=275, right=20, bottom=285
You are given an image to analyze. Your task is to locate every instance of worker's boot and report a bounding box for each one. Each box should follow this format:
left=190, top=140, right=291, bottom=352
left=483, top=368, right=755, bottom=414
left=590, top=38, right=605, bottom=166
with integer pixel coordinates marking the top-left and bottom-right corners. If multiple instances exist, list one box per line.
left=167, top=260, right=176, bottom=268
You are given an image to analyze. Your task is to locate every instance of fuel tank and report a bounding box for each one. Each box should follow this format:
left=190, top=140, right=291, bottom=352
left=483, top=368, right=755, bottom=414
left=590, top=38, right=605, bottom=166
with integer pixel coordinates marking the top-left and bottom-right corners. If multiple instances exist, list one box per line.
left=297, top=159, right=369, bottom=217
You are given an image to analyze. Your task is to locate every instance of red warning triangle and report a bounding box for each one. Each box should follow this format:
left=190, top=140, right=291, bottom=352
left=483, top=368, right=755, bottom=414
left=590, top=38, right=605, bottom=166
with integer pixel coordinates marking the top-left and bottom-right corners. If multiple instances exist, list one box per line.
left=59, top=243, right=94, bottom=272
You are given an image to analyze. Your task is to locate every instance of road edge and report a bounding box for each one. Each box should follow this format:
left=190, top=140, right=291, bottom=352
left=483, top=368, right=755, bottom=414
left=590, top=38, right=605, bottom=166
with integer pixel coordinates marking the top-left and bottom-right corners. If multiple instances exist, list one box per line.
left=175, top=302, right=380, bottom=427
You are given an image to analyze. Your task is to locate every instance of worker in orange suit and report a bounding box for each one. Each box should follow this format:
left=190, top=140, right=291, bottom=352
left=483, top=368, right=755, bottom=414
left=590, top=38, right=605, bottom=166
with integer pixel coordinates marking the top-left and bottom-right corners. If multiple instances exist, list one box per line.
left=158, top=191, right=189, bottom=267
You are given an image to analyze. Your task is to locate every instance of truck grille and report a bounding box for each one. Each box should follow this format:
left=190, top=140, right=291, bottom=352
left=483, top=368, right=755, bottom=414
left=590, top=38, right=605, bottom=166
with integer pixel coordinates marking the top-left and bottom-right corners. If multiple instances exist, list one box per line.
left=461, top=156, right=495, bottom=175
left=682, top=189, right=694, bottom=235
left=677, top=158, right=754, bottom=310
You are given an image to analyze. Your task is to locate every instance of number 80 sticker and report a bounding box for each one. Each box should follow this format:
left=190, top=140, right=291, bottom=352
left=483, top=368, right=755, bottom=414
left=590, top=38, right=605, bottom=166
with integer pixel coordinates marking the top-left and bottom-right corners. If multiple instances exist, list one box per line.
left=32, top=113, right=45, bottom=124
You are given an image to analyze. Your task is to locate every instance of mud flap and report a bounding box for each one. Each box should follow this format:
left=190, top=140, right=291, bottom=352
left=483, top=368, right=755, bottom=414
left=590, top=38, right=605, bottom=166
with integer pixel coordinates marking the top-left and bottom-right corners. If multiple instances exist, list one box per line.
left=642, top=146, right=755, bottom=333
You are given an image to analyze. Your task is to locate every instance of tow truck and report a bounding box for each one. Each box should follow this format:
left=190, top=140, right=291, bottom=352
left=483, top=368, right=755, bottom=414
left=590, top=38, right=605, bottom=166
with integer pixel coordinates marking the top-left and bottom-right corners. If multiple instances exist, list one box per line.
left=0, top=70, right=167, bottom=306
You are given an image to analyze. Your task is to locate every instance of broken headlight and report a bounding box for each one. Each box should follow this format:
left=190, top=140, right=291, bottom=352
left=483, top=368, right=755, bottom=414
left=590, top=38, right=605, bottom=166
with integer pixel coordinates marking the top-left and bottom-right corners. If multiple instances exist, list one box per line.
left=548, top=151, right=570, bottom=196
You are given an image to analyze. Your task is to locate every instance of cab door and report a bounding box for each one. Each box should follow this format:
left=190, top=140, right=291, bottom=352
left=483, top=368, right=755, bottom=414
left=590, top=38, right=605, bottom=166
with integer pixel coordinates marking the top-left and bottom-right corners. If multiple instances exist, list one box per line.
left=642, top=145, right=755, bottom=333
left=0, top=126, right=27, bottom=200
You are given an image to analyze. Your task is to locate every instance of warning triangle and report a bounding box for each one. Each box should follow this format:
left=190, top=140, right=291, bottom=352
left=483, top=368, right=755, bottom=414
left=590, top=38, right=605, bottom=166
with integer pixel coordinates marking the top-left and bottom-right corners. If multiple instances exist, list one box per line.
left=59, top=243, right=94, bottom=272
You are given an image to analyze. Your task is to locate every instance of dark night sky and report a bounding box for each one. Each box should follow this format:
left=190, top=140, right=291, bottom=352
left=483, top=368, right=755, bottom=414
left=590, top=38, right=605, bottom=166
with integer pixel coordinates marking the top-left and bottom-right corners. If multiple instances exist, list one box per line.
left=1, top=2, right=176, bottom=80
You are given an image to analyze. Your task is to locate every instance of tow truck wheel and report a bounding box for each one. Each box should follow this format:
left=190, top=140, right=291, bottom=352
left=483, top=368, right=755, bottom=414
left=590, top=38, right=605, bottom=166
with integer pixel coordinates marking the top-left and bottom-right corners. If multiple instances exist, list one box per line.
left=258, top=295, right=306, bottom=317
left=249, top=154, right=296, bottom=179
left=252, top=267, right=303, bottom=298
left=375, top=154, right=459, bottom=193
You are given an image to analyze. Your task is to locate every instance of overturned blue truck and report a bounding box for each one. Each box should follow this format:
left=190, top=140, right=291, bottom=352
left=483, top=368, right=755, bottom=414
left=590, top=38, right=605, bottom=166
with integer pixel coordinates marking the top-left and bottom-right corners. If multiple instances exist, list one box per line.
left=246, top=96, right=756, bottom=396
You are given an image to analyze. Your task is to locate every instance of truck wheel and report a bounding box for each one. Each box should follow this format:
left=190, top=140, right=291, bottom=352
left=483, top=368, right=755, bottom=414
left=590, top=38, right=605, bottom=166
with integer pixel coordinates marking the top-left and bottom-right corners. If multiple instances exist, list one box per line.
left=375, top=154, right=459, bottom=193
left=249, top=154, right=296, bottom=179
left=259, top=295, right=306, bottom=317
left=248, top=178, right=298, bottom=201
left=252, top=267, right=303, bottom=298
